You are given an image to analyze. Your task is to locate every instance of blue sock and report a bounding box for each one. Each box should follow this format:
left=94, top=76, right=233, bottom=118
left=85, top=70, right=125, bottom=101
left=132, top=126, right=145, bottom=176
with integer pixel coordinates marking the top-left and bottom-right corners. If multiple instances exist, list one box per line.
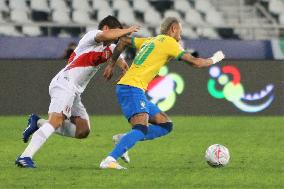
left=109, top=124, right=148, bottom=160
left=142, top=122, right=173, bottom=141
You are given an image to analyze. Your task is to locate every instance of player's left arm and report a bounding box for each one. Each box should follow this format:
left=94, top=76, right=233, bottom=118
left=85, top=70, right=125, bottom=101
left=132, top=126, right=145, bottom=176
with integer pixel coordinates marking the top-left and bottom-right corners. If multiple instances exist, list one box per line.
left=180, top=51, right=225, bottom=68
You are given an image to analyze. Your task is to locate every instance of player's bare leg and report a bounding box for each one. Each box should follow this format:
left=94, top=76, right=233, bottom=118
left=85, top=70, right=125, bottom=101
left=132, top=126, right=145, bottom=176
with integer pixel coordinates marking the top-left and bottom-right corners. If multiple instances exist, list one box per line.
left=16, top=112, right=64, bottom=168
left=71, top=116, right=90, bottom=139
left=149, top=111, right=171, bottom=125
left=129, top=113, right=149, bottom=125
left=54, top=116, right=90, bottom=139
left=47, top=112, right=66, bottom=129
left=23, top=115, right=90, bottom=141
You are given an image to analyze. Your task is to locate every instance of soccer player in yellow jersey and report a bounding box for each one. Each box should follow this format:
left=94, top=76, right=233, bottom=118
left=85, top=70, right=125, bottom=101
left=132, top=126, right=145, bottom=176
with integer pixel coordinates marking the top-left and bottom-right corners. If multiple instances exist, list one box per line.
left=100, top=17, right=225, bottom=169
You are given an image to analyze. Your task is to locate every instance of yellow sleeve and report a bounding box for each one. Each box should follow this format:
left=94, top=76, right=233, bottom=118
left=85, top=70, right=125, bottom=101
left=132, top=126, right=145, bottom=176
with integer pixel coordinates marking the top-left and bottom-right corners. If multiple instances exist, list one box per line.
left=166, top=38, right=185, bottom=60
left=131, top=37, right=151, bottom=50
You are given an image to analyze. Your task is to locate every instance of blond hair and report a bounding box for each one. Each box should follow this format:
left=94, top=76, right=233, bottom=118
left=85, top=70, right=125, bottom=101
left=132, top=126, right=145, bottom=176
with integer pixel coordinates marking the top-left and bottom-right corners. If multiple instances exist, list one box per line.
left=160, top=17, right=180, bottom=34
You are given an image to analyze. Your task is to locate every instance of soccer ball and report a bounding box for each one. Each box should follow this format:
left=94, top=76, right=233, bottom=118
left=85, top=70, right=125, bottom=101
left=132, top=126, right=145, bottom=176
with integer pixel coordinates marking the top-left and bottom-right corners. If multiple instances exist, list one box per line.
left=205, top=144, right=230, bottom=167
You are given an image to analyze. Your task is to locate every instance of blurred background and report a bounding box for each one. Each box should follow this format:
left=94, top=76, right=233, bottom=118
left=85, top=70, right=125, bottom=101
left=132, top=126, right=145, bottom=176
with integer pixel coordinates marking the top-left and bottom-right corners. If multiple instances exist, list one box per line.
left=0, top=0, right=283, bottom=115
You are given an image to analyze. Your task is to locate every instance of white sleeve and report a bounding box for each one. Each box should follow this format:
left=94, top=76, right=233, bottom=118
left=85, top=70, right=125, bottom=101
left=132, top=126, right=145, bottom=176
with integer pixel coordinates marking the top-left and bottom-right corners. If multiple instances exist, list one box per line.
left=78, top=30, right=103, bottom=47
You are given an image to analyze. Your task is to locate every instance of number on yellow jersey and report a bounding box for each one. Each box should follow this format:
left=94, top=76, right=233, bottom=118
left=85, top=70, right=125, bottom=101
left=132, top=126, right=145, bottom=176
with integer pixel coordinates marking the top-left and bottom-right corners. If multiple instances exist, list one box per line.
left=134, top=42, right=155, bottom=66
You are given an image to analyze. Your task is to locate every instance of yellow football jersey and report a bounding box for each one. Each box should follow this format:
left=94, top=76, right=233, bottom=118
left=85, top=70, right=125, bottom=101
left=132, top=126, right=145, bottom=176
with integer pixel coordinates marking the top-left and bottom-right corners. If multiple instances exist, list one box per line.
left=118, top=35, right=185, bottom=90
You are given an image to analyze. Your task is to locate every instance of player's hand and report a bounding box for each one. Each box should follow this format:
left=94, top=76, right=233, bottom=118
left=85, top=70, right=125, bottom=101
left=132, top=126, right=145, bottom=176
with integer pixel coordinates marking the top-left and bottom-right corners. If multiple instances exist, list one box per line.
left=211, top=51, right=225, bottom=64
left=127, top=25, right=140, bottom=34
left=103, top=64, right=114, bottom=80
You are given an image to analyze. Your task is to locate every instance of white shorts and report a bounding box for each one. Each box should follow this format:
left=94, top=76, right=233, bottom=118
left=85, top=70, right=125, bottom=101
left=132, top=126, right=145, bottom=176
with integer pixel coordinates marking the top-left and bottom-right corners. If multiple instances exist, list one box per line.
left=48, top=83, right=89, bottom=120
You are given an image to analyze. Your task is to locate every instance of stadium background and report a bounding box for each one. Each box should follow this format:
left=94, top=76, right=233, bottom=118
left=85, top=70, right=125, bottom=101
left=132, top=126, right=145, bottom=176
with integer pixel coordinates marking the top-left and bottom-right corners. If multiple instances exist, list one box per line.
left=0, top=0, right=283, bottom=189
left=0, top=59, right=283, bottom=115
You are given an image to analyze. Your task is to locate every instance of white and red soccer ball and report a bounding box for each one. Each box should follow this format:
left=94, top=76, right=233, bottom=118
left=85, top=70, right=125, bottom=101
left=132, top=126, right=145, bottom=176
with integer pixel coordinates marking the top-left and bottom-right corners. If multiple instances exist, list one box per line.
left=205, top=144, right=230, bottom=167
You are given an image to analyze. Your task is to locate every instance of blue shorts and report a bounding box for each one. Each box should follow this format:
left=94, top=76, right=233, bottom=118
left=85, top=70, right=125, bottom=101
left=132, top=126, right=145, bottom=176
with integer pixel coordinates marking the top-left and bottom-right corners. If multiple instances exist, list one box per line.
left=116, top=85, right=161, bottom=120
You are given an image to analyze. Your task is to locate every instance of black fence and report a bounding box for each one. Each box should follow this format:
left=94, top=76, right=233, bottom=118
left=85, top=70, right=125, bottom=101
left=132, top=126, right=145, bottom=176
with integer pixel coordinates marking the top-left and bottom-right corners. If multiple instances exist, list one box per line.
left=0, top=59, right=283, bottom=115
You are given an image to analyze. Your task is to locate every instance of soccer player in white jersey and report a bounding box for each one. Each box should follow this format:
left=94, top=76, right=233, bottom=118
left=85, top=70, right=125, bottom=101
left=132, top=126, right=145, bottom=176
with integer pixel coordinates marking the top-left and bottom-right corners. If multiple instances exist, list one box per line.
left=15, top=16, right=139, bottom=168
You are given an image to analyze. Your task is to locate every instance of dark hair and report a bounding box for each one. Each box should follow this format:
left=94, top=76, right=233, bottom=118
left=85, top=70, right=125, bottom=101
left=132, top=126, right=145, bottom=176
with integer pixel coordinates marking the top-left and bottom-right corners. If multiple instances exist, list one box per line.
left=98, top=15, right=123, bottom=30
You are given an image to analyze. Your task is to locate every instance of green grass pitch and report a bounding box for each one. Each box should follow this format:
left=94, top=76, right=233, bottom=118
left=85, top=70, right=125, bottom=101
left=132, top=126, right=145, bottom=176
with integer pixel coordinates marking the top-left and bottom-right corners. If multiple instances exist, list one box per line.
left=0, top=116, right=283, bottom=189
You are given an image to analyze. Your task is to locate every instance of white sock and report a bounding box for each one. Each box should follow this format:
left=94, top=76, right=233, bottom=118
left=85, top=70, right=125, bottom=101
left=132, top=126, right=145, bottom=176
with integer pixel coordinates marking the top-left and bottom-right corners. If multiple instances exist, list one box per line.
left=20, top=122, right=55, bottom=158
left=38, top=118, right=76, bottom=138
left=55, top=120, right=76, bottom=138
left=37, top=118, right=47, bottom=127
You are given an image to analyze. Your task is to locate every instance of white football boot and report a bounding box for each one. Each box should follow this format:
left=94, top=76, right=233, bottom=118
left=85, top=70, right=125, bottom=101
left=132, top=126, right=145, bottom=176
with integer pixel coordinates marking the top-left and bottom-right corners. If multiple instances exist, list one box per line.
left=100, top=156, right=126, bottom=170
left=113, top=133, right=130, bottom=163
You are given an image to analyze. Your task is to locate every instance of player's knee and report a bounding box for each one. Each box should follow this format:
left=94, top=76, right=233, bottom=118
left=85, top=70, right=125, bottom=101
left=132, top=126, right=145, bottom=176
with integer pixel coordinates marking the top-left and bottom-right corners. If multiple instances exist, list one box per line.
left=150, top=112, right=171, bottom=124
left=130, top=113, right=149, bottom=126
left=48, top=113, right=65, bottom=129
left=76, top=128, right=90, bottom=139
left=159, top=122, right=173, bottom=133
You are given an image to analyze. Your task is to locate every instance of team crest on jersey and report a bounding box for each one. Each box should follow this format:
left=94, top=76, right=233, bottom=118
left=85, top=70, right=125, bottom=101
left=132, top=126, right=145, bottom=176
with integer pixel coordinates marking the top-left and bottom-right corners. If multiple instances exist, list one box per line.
left=102, top=48, right=112, bottom=60
left=65, top=106, right=71, bottom=114
left=140, top=100, right=146, bottom=109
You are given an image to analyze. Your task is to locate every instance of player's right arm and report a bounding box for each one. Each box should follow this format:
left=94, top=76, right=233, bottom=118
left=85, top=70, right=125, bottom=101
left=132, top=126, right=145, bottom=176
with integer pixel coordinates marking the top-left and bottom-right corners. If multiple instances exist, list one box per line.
left=95, top=26, right=139, bottom=43
left=166, top=38, right=225, bottom=68
left=180, top=51, right=225, bottom=68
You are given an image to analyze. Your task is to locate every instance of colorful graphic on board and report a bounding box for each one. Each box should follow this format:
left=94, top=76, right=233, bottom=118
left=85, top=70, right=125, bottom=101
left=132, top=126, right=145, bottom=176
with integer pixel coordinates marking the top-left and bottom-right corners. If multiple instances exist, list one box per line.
left=147, top=66, right=184, bottom=111
left=208, top=65, right=275, bottom=113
